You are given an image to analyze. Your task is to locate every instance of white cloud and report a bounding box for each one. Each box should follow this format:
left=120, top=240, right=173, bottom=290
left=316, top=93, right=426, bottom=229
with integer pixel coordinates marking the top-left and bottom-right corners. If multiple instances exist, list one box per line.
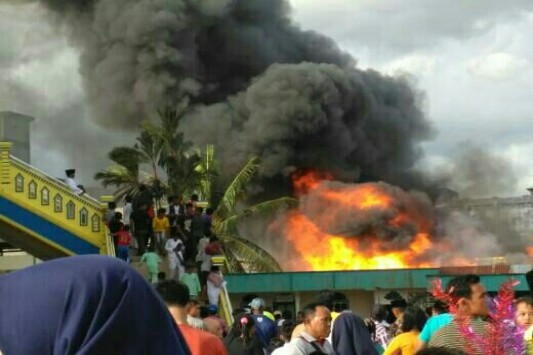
left=468, top=52, right=528, bottom=80
left=381, top=53, right=437, bottom=77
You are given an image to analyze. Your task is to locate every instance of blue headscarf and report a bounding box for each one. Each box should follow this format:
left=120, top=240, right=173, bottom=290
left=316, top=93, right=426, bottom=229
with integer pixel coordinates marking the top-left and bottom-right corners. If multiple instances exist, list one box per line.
left=0, top=255, right=190, bottom=354
left=332, top=312, right=378, bottom=355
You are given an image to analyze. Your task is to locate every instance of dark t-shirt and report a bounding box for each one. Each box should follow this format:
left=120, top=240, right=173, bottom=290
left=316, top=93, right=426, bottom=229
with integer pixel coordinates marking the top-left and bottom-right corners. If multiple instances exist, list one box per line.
left=131, top=210, right=151, bottom=232
left=252, top=315, right=277, bottom=349
left=108, top=219, right=122, bottom=234
left=191, top=215, right=205, bottom=238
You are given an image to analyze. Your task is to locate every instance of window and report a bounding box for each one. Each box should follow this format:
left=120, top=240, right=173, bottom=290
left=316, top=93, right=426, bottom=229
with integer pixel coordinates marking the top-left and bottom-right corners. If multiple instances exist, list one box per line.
left=15, top=174, right=24, bottom=192
left=80, top=208, right=88, bottom=226
left=28, top=180, right=37, bottom=199
left=41, top=187, right=50, bottom=206
left=92, top=214, right=101, bottom=232
left=66, top=200, right=75, bottom=220
left=54, top=194, right=63, bottom=212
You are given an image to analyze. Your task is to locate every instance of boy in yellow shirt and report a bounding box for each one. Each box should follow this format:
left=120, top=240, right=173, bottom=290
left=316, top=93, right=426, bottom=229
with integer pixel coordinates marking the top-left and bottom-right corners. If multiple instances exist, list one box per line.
left=152, top=208, right=170, bottom=255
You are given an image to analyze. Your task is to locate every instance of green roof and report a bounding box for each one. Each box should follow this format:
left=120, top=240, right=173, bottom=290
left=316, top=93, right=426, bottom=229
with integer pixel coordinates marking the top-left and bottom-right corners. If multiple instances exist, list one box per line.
left=225, top=269, right=530, bottom=294
left=225, top=268, right=439, bottom=293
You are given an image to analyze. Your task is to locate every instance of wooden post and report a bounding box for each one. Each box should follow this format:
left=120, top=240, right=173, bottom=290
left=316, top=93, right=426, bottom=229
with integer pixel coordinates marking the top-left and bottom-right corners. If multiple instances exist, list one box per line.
left=0, top=142, right=12, bottom=188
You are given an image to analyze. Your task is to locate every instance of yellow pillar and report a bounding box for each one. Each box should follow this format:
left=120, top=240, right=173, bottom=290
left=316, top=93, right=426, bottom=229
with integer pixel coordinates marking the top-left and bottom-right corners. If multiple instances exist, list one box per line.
left=0, top=142, right=12, bottom=189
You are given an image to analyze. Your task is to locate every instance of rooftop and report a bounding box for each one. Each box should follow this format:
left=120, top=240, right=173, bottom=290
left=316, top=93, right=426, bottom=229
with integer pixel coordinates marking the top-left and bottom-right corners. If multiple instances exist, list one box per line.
left=225, top=266, right=532, bottom=294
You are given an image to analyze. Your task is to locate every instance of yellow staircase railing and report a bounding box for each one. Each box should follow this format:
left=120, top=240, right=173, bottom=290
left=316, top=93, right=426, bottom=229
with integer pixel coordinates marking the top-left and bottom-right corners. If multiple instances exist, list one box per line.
left=0, top=142, right=112, bottom=257
left=212, top=255, right=234, bottom=326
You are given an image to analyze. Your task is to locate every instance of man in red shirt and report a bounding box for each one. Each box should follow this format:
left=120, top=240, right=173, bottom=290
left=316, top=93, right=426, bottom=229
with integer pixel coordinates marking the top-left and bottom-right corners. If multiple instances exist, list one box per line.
left=156, top=280, right=228, bottom=355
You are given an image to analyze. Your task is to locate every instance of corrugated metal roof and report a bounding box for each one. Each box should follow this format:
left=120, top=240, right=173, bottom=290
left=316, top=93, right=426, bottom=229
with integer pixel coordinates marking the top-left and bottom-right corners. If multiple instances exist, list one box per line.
left=225, top=269, right=530, bottom=294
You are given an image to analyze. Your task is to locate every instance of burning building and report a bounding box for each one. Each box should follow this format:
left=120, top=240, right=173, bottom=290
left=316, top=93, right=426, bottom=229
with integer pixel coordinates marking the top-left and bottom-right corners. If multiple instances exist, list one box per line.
left=13, top=0, right=530, bottom=273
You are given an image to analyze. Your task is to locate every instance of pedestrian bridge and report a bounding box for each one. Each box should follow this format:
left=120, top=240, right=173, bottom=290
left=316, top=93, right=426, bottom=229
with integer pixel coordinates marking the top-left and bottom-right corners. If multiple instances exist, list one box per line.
left=0, top=142, right=114, bottom=259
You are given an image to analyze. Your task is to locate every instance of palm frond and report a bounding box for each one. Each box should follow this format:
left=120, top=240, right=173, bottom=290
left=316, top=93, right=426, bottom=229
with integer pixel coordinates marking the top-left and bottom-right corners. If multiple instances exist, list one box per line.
left=215, top=156, right=260, bottom=220
left=221, top=235, right=283, bottom=273
left=107, top=146, right=142, bottom=174
left=94, top=166, right=138, bottom=187
left=214, top=197, right=298, bottom=237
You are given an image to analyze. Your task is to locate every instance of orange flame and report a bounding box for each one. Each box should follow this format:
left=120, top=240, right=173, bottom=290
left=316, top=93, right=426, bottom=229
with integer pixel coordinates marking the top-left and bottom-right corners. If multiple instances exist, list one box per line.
left=285, top=171, right=434, bottom=271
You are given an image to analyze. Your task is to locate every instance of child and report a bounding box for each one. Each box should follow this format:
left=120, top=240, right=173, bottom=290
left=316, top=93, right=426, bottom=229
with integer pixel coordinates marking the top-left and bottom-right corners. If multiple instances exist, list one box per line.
left=180, top=264, right=201, bottom=300
left=116, top=224, right=132, bottom=262
left=152, top=208, right=170, bottom=255
left=516, top=297, right=533, bottom=329
left=140, top=246, right=162, bottom=284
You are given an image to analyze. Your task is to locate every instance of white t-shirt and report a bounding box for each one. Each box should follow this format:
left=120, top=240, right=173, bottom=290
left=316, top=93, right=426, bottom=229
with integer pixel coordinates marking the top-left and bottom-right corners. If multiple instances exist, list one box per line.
left=65, top=177, right=83, bottom=195
left=284, top=331, right=335, bottom=355
left=165, top=238, right=184, bottom=260
left=123, top=203, right=132, bottom=225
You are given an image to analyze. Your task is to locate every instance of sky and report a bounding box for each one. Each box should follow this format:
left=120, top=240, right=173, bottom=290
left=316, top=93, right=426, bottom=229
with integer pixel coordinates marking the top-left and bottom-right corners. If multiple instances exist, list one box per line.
left=1, top=0, right=532, bottom=195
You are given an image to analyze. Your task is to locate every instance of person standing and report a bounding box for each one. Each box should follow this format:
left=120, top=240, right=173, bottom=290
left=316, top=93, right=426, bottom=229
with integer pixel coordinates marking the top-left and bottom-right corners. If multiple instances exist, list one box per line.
left=416, top=301, right=452, bottom=351
left=103, top=202, right=117, bottom=225
left=180, top=264, right=201, bottom=300
left=249, top=298, right=278, bottom=350
left=140, top=246, right=162, bottom=283
left=107, top=212, right=123, bottom=257
left=284, top=303, right=335, bottom=354
left=332, top=313, right=379, bottom=355
left=130, top=204, right=151, bottom=256
left=428, top=274, right=489, bottom=354
left=115, top=225, right=132, bottom=263
left=207, top=266, right=225, bottom=307
left=384, top=306, right=427, bottom=355
left=155, top=280, right=228, bottom=355
left=165, top=234, right=185, bottom=281
left=371, top=304, right=391, bottom=350
left=122, top=195, right=133, bottom=227
left=152, top=208, right=170, bottom=255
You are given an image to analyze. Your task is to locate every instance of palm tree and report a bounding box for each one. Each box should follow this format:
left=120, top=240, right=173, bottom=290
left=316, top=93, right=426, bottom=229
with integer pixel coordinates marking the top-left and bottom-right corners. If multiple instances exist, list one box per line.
left=212, top=156, right=298, bottom=273
left=94, top=145, right=159, bottom=201
left=141, top=106, right=202, bottom=197
left=95, top=104, right=202, bottom=201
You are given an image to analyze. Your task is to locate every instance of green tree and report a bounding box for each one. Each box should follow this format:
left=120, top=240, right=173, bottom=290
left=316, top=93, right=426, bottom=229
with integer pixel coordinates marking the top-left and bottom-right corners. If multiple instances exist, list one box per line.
left=212, top=156, right=298, bottom=273
left=95, top=105, right=201, bottom=201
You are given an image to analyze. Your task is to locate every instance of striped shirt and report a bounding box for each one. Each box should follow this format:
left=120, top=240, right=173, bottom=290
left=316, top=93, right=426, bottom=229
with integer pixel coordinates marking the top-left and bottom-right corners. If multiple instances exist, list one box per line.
left=373, top=320, right=390, bottom=348
left=428, top=319, right=487, bottom=354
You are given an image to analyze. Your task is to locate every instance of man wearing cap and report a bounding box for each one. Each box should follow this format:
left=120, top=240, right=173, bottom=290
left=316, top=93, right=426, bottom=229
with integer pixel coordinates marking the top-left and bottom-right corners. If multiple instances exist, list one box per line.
left=250, top=298, right=277, bottom=350
left=65, top=169, right=85, bottom=195
left=388, top=298, right=408, bottom=338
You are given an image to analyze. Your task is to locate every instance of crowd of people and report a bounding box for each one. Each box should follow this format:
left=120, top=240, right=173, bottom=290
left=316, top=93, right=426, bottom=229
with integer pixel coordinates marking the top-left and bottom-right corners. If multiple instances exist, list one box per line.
left=152, top=273, right=533, bottom=354
left=2, top=254, right=533, bottom=354
left=103, top=188, right=227, bottom=308
left=44, top=175, right=533, bottom=354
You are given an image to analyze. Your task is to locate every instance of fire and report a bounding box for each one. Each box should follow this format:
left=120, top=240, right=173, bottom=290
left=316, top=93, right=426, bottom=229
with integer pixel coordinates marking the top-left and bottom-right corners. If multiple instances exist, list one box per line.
left=286, top=172, right=435, bottom=271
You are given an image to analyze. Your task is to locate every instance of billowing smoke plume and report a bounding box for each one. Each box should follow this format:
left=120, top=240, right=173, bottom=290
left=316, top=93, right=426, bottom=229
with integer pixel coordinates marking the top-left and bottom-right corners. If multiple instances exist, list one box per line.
left=34, top=0, right=431, bottom=186
left=447, top=143, right=518, bottom=198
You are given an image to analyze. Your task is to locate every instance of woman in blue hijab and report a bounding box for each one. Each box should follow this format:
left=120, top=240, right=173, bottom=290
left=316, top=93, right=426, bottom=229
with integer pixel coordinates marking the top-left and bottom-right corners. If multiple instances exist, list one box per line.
left=0, top=255, right=190, bottom=354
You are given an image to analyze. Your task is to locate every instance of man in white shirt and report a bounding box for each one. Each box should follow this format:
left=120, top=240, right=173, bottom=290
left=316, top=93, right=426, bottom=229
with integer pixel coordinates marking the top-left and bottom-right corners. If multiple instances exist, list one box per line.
left=65, top=169, right=85, bottom=195
left=283, top=303, right=334, bottom=354
left=165, top=235, right=185, bottom=280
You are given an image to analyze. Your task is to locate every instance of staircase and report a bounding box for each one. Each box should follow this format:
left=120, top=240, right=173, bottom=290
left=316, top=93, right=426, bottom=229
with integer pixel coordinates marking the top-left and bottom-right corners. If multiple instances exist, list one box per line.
left=0, top=142, right=113, bottom=259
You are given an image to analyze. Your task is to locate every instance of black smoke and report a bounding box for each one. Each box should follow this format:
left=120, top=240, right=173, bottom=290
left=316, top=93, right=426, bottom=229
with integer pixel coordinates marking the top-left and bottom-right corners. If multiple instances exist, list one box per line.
left=34, top=0, right=432, bottom=189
